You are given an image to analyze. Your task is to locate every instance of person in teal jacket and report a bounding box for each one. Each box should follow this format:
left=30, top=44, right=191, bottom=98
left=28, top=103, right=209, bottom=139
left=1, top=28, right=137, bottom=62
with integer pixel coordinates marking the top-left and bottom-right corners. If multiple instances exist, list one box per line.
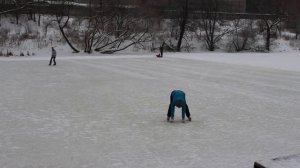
left=167, top=90, right=191, bottom=123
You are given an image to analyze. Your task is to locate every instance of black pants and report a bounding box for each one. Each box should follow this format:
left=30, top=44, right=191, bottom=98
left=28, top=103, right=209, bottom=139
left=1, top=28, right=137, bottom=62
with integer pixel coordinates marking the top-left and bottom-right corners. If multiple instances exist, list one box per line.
left=49, top=56, right=56, bottom=65
left=167, top=94, right=190, bottom=118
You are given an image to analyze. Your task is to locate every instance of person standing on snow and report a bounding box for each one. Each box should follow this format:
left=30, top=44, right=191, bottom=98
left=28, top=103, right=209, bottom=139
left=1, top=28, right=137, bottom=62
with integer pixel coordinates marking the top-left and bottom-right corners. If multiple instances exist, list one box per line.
left=156, top=42, right=165, bottom=58
left=167, top=90, right=191, bottom=123
left=49, top=47, right=56, bottom=66
left=159, top=42, right=165, bottom=57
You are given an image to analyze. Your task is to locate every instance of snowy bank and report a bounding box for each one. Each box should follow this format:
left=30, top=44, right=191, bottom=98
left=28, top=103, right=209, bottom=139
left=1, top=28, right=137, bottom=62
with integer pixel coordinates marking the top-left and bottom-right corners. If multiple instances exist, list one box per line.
left=1, top=51, right=300, bottom=72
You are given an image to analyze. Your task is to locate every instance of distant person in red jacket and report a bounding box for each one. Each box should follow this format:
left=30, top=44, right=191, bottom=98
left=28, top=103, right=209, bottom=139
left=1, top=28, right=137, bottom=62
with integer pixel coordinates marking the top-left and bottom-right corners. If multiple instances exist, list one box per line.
left=49, top=47, right=56, bottom=66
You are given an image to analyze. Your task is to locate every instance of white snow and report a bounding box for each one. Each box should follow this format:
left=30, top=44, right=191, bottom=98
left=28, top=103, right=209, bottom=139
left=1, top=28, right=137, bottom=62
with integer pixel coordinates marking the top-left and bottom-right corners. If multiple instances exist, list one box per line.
left=0, top=53, right=300, bottom=168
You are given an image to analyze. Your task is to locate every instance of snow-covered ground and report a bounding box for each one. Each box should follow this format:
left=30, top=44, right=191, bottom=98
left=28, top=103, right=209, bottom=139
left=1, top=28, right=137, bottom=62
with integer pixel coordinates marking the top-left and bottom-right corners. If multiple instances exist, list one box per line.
left=0, top=53, right=300, bottom=168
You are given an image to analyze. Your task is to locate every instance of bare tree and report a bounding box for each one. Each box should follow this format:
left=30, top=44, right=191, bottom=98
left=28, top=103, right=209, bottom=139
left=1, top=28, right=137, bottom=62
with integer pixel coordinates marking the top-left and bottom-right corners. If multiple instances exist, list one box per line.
left=176, top=0, right=189, bottom=52
left=163, top=0, right=191, bottom=52
left=231, top=19, right=255, bottom=52
left=285, top=0, right=300, bottom=39
left=0, top=0, right=33, bottom=24
left=261, top=17, right=281, bottom=51
left=55, top=0, right=79, bottom=53
left=199, top=0, right=232, bottom=51
left=0, top=0, right=47, bottom=25
left=81, top=0, right=99, bottom=53
left=0, top=0, right=34, bottom=15
left=97, top=16, right=151, bottom=54
left=256, top=0, right=286, bottom=51
left=80, top=0, right=152, bottom=54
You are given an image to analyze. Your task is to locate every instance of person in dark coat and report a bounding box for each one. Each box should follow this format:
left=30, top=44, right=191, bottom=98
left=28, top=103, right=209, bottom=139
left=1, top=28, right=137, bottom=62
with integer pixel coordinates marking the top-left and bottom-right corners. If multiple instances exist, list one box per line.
left=49, top=47, right=56, bottom=66
left=156, top=42, right=165, bottom=58
left=167, top=90, right=191, bottom=123
left=159, top=42, right=165, bottom=57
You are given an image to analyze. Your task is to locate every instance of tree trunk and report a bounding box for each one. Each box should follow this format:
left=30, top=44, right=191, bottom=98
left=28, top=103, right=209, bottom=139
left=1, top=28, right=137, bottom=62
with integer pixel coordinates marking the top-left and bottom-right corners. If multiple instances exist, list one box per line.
left=266, top=28, right=271, bottom=51
left=209, top=43, right=214, bottom=51
left=58, top=26, right=80, bottom=53
left=15, top=12, right=19, bottom=24
left=176, top=0, right=188, bottom=52
left=38, top=14, right=41, bottom=26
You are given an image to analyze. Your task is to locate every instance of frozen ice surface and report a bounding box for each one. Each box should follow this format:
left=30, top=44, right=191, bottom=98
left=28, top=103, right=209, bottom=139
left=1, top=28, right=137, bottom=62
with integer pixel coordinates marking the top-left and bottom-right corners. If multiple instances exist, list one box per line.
left=0, top=53, right=300, bottom=168
left=257, top=154, right=300, bottom=168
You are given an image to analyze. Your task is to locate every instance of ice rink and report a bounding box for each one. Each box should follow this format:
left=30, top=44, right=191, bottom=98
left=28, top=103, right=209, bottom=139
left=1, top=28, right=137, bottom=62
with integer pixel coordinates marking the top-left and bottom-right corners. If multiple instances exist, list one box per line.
left=1, top=54, right=300, bottom=168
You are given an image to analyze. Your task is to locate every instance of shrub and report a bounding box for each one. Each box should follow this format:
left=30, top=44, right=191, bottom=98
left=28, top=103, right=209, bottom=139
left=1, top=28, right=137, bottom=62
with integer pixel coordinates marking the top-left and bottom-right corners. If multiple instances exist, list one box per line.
left=0, top=28, right=9, bottom=45
left=7, top=51, right=13, bottom=56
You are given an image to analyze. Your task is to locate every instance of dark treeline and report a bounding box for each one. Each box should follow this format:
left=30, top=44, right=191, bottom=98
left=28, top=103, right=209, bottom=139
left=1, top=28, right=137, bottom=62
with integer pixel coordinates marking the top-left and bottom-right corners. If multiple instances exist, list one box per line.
left=1, top=0, right=293, bottom=16
left=1, top=0, right=299, bottom=13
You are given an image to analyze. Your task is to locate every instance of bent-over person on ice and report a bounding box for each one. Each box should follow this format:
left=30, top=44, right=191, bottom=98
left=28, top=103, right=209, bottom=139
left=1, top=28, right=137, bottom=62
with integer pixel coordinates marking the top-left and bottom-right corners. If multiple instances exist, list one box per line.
left=49, top=47, right=56, bottom=66
left=167, top=90, right=191, bottom=123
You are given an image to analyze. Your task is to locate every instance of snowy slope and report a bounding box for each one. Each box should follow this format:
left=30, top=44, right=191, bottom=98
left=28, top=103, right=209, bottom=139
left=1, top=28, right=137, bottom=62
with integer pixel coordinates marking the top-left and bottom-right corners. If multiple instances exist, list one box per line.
left=0, top=54, right=300, bottom=168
